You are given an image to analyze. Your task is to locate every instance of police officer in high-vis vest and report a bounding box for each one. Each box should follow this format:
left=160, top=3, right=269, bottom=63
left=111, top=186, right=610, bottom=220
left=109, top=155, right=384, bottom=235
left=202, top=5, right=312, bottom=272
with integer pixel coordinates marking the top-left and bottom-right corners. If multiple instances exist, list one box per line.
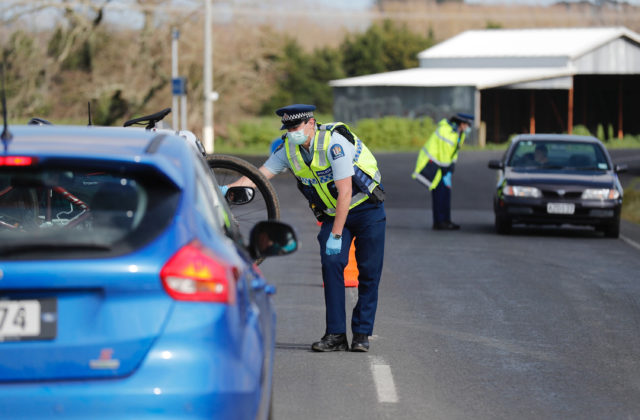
left=412, top=113, right=474, bottom=230
left=230, top=104, right=386, bottom=352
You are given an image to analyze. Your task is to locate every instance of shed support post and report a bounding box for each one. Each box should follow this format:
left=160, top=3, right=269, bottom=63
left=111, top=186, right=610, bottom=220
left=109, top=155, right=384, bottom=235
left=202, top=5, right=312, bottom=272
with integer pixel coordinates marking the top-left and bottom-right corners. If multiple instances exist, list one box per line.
left=568, top=84, right=574, bottom=135
left=618, top=77, right=623, bottom=140
left=529, top=92, right=535, bottom=134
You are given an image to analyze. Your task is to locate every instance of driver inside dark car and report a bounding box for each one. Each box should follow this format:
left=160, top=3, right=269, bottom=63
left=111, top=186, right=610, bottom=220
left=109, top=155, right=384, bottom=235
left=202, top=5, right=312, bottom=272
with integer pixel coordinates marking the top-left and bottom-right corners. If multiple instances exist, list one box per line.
left=534, top=144, right=549, bottom=165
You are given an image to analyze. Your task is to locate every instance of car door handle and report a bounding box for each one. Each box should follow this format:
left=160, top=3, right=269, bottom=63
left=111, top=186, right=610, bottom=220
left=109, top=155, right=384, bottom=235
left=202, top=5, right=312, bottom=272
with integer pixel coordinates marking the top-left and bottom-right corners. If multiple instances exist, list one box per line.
left=251, top=279, right=266, bottom=290
left=251, top=279, right=276, bottom=295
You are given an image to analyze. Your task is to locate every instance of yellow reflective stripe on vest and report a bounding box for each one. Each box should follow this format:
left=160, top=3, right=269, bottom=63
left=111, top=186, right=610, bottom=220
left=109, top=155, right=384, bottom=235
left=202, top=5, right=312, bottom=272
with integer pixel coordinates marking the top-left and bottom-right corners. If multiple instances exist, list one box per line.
left=435, top=128, right=456, bottom=147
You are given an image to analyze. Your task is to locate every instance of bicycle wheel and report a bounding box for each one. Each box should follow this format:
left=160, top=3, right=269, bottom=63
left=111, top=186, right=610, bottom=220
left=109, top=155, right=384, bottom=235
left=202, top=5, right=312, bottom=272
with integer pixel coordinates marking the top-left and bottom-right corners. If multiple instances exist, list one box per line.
left=207, top=154, right=280, bottom=242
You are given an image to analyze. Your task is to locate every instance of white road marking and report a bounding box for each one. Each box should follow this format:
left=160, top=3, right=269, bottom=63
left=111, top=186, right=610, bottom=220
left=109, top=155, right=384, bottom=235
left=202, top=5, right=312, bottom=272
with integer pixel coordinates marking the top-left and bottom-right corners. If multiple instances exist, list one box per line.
left=369, top=356, right=398, bottom=403
left=621, top=234, right=640, bottom=252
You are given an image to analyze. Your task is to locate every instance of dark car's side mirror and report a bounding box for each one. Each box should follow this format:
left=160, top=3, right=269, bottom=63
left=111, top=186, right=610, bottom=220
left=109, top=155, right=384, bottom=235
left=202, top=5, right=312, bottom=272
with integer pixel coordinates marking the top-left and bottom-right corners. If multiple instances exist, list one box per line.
left=225, top=187, right=255, bottom=205
left=249, top=221, right=298, bottom=260
left=488, top=160, right=504, bottom=170
left=614, top=163, right=628, bottom=173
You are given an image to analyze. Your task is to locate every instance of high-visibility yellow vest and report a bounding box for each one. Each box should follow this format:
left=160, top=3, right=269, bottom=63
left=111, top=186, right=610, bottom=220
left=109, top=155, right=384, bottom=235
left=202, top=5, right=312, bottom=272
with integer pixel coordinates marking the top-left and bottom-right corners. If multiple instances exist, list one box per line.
left=412, top=119, right=465, bottom=190
left=285, top=122, right=381, bottom=216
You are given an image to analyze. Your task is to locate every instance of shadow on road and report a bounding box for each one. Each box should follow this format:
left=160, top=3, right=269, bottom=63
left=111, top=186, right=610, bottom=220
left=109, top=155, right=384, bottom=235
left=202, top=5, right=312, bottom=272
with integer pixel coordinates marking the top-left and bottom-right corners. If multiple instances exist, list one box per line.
left=275, top=342, right=313, bottom=351
left=504, top=225, right=608, bottom=239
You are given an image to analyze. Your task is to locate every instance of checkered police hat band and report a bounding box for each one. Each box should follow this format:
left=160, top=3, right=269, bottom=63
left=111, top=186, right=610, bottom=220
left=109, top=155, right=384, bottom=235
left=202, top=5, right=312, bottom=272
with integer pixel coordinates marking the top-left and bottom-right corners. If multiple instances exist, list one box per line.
left=282, top=112, right=313, bottom=123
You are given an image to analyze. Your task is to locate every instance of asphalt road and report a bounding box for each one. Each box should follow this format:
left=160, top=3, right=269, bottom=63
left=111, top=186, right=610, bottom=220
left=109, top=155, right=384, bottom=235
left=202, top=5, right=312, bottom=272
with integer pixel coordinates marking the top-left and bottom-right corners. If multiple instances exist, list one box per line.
left=251, top=149, right=640, bottom=420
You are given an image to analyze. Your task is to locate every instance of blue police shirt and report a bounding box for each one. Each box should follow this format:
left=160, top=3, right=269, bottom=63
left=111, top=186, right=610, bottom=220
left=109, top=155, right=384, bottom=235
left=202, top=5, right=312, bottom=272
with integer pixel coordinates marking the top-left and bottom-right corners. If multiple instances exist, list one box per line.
left=264, top=131, right=355, bottom=181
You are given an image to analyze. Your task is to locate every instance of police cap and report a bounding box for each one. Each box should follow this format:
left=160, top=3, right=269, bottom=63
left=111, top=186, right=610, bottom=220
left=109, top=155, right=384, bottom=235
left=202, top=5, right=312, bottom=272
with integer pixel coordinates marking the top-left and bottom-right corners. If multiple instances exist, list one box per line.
left=276, top=104, right=316, bottom=130
left=451, top=112, right=474, bottom=125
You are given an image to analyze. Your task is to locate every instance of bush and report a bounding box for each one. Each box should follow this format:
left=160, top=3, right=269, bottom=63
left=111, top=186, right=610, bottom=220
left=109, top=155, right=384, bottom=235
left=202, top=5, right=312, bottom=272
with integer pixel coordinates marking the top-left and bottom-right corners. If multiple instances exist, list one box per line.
left=215, top=116, right=282, bottom=154
left=622, top=178, right=640, bottom=225
left=214, top=117, right=640, bottom=155
left=353, top=116, right=436, bottom=151
left=572, top=125, right=592, bottom=136
left=596, top=124, right=605, bottom=142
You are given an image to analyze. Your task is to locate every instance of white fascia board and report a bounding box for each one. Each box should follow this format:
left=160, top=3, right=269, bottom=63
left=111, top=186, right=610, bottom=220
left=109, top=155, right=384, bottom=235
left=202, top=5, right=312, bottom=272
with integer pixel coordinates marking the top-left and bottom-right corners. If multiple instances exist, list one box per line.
left=329, top=67, right=577, bottom=90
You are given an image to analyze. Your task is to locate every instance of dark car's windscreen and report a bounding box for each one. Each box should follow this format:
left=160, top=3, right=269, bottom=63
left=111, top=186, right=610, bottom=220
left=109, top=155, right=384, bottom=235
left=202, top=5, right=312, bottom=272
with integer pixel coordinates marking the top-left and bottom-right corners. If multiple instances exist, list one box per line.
left=0, top=167, right=179, bottom=257
left=508, top=140, right=610, bottom=170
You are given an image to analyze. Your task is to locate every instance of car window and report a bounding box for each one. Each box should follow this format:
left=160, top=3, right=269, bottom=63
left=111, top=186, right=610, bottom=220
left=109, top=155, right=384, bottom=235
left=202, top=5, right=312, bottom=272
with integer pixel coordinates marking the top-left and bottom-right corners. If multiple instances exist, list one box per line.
left=0, top=166, right=179, bottom=257
left=508, top=140, right=609, bottom=170
left=191, top=150, right=238, bottom=240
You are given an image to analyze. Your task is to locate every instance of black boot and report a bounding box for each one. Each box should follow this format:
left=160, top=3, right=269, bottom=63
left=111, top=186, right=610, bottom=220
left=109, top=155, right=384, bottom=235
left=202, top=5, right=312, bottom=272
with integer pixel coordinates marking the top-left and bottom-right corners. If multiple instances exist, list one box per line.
left=311, top=333, right=348, bottom=352
left=433, top=221, right=460, bottom=230
left=351, top=333, right=370, bottom=352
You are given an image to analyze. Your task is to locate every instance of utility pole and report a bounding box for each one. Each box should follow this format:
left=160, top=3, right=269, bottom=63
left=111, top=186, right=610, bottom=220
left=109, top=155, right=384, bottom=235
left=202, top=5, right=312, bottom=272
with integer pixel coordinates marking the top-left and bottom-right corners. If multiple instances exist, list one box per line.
left=171, top=28, right=179, bottom=130
left=171, top=28, right=188, bottom=131
left=203, top=0, right=217, bottom=153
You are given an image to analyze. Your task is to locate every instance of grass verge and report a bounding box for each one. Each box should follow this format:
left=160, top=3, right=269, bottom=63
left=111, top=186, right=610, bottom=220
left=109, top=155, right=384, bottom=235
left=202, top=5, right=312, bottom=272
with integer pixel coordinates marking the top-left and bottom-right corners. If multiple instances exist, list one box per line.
left=622, top=178, right=640, bottom=225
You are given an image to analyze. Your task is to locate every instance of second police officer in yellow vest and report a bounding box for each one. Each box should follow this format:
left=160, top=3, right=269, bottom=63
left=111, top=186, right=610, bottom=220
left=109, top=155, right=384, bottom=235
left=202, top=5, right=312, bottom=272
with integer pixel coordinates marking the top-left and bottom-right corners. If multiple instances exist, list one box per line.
left=412, top=113, right=474, bottom=230
left=230, top=104, right=386, bottom=352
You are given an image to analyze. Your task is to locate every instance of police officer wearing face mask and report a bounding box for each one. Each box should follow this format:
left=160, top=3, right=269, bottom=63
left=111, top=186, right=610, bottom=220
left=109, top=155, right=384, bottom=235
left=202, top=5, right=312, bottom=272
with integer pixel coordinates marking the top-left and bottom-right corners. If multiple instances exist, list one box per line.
left=229, top=104, right=386, bottom=352
left=412, top=113, right=474, bottom=230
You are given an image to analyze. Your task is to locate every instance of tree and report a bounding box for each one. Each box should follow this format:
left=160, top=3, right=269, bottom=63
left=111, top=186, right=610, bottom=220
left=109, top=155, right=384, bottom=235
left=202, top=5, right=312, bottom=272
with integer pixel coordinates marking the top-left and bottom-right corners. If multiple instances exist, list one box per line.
left=1, top=0, right=172, bottom=125
left=341, top=19, right=434, bottom=78
left=260, top=39, right=344, bottom=115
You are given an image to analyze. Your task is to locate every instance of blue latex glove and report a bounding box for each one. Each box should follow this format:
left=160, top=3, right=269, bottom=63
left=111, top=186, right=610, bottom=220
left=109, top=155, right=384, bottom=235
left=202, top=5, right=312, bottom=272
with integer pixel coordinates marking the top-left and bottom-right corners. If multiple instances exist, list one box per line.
left=442, top=172, right=452, bottom=188
left=219, top=185, right=229, bottom=196
left=325, top=235, right=342, bottom=256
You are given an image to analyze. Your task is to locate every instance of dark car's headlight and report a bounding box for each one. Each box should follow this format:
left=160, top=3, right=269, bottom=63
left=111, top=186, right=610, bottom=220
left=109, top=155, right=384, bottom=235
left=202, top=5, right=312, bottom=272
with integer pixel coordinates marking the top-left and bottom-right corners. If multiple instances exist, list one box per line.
left=503, top=185, right=542, bottom=198
left=581, top=188, right=620, bottom=200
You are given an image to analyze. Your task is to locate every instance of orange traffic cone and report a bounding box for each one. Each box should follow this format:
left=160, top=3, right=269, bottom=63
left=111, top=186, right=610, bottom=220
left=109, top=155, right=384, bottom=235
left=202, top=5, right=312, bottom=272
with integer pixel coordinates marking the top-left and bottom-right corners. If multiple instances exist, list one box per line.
left=318, top=221, right=359, bottom=288
left=343, top=239, right=359, bottom=288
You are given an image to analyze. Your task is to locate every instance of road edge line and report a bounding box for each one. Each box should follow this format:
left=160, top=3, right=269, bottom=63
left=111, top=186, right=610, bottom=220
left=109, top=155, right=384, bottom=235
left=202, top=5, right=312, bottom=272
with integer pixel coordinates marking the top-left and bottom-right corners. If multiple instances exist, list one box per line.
left=621, top=234, right=640, bottom=252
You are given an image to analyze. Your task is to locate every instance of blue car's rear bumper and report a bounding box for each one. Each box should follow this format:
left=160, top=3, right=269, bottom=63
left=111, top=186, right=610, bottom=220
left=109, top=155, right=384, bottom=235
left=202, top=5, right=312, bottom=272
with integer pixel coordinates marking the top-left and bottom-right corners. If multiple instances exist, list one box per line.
left=0, top=303, right=270, bottom=420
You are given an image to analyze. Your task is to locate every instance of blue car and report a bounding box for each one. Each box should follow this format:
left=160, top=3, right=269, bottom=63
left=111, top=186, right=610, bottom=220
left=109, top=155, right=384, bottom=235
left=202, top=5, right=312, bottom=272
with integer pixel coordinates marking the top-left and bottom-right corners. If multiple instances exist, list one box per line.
left=0, top=125, right=296, bottom=419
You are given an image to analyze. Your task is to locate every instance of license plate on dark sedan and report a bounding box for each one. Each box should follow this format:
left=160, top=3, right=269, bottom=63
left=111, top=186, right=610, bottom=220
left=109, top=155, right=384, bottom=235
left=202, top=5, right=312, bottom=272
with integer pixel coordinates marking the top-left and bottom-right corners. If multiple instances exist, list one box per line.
left=547, top=203, right=575, bottom=215
left=0, top=298, right=57, bottom=341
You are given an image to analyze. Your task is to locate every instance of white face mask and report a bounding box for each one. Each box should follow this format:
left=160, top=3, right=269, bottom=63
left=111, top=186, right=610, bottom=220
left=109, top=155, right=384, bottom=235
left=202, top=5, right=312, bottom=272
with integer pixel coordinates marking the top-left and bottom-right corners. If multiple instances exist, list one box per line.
left=464, top=126, right=472, bottom=135
left=287, top=128, right=307, bottom=145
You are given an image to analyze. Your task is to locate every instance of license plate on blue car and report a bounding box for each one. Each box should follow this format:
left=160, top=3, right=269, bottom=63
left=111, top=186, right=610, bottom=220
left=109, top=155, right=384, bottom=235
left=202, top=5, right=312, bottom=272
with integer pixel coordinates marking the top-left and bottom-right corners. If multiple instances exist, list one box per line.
left=547, top=203, right=575, bottom=214
left=0, top=298, right=57, bottom=341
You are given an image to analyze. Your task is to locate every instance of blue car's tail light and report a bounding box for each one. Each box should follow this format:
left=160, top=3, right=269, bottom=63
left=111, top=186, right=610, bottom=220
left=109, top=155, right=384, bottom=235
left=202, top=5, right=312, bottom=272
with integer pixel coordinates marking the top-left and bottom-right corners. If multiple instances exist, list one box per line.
left=0, top=156, right=36, bottom=166
left=161, top=240, right=238, bottom=304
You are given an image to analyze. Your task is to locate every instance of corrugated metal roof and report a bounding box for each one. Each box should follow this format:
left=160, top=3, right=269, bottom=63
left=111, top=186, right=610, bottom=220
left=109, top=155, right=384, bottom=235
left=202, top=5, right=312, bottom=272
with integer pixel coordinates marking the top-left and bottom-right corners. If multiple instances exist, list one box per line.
left=418, top=27, right=640, bottom=60
left=329, top=67, right=575, bottom=90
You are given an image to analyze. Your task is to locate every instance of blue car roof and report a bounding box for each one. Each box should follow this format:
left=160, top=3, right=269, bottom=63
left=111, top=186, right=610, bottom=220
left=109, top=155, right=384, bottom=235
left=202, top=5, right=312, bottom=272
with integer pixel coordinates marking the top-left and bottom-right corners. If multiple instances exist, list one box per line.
left=3, top=125, right=190, bottom=188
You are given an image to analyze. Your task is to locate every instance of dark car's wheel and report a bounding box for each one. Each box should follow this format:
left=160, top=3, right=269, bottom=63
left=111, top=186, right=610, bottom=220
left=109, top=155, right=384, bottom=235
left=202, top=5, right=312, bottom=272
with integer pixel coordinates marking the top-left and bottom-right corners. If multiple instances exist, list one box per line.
left=495, top=214, right=511, bottom=235
left=600, top=219, right=620, bottom=238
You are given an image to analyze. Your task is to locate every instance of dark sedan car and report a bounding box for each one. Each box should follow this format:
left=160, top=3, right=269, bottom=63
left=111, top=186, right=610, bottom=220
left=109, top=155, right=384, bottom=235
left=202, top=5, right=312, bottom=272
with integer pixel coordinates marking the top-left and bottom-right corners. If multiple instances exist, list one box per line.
left=488, top=134, right=626, bottom=237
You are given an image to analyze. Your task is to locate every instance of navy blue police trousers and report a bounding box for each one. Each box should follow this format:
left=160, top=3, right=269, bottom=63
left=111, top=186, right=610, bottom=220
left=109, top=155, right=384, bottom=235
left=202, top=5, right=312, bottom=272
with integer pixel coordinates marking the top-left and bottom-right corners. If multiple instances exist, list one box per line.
left=431, top=180, right=451, bottom=225
left=317, top=201, right=386, bottom=336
